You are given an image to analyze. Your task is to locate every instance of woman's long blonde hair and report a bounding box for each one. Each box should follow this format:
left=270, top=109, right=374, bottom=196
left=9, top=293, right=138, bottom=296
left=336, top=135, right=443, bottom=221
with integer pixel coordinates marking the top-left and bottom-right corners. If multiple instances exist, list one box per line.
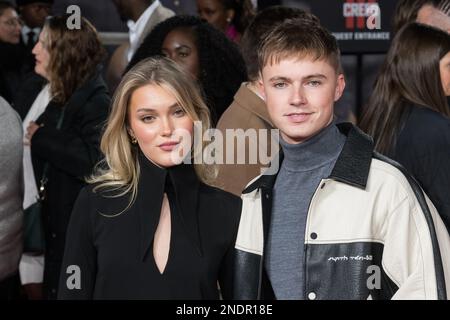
left=89, top=57, right=214, bottom=211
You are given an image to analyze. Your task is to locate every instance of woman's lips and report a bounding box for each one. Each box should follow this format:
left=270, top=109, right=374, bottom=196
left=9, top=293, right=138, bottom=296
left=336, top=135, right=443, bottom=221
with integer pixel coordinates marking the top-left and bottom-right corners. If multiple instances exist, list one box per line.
left=158, top=141, right=179, bottom=151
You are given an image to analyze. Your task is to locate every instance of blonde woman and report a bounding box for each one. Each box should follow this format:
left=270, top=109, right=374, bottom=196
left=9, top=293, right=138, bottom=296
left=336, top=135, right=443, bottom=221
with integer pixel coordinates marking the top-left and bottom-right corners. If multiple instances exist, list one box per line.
left=58, top=57, right=241, bottom=300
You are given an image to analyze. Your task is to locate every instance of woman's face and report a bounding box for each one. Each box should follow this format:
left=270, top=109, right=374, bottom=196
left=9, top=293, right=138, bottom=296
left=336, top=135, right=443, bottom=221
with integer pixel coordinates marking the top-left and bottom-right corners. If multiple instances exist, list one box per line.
left=32, top=29, right=50, bottom=80
left=0, top=8, right=21, bottom=44
left=162, top=27, right=200, bottom=79
left=128, top=84, right=194, bottom=168
left=197, top=0, right=233, bottom=32
left=440, top=51, right=450, bottom=96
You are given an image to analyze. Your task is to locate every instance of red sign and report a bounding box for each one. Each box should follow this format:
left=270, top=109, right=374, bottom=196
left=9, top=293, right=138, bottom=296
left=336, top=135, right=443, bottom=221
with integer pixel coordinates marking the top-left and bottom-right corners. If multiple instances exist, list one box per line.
left=344, top=0, right=378, bottom=30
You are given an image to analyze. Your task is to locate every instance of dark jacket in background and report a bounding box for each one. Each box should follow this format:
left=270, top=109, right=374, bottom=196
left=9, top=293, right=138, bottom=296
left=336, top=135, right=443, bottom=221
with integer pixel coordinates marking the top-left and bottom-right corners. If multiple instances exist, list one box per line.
left=58, top=151, right=241, bottom=300
left=392, top=104, right=450, bottom=234
left=0, top=42, right=25, bottom=104
left=30, top=71, right=110, bottom=299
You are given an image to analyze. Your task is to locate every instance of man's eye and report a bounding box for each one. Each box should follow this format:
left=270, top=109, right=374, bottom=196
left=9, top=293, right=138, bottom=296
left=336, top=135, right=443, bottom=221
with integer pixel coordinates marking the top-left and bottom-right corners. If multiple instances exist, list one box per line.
left=308, top=81, right=322, bottom=87
left=274, top=82, right=287, bottom=89
left=178, top=51, right=189, bottom=58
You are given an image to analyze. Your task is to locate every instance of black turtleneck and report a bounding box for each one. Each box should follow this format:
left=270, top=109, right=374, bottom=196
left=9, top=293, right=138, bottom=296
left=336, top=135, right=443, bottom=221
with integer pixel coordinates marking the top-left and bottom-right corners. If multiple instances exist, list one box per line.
left=57, top=151, right=241, bottom=299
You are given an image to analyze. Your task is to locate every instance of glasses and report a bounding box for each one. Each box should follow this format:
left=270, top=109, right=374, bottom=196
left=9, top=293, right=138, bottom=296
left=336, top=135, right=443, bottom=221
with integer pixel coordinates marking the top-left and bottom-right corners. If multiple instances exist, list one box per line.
left=0, top=18, right=23, bottom=28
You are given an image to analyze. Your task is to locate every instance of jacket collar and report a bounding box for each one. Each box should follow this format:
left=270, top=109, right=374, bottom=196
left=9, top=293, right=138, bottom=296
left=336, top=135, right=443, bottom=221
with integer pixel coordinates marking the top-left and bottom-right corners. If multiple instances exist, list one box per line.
left=234, top=83, right=274, bottom=127
left=136, top=150, right=202, bottom=261
left=242, top=123, right=374, bottom=193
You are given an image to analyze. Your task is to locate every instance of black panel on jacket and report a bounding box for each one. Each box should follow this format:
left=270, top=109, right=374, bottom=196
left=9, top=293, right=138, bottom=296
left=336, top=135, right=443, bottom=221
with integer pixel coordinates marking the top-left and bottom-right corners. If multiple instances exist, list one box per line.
left=305, top=242, right=398, bottom=300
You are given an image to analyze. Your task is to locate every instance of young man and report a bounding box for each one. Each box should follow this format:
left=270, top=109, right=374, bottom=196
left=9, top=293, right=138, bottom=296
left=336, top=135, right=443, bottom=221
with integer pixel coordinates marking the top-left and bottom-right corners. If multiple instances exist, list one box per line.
left=233, top=19, right=450, bottom=300
left=215, top=6, right=319, bottom=196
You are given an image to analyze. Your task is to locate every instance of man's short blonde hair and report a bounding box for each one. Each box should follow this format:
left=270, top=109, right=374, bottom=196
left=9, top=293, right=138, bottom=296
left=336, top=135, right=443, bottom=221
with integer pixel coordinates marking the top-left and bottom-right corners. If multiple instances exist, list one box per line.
left=257, top=18, right=342, bottom=75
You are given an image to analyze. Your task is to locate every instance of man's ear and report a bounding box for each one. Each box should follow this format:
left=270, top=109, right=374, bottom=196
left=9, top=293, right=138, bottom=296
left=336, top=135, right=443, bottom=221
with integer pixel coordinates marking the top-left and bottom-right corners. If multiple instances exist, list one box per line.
left=334, top=74, right=346, bottom=102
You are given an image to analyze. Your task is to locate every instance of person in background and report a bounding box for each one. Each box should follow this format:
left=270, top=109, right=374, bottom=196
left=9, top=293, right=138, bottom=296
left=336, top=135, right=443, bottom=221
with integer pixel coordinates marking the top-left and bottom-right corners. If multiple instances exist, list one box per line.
left=106, top=0, right=174, bottom=93
left=196, top=0, right=255, bottom=43
left=417, top=0, right=450, bottom=32
left=26, top=15, right=110, bottom=299
left=214, top=6, right=319, bottom=196
left=0, top=1, right=23, bottom=104
left=58, top=57, right=241, bottom=300
left=128, top=15, right=247, bottom=125
left=18, top=38, right=52, bottom=302
left=16, top=0, right=52, bottom=74
left=360, top=23, right=450, bottom=234
left=0, top=96, right=23, bottom=300
left=161, top=0, right=197, bottom=15
left=393, top=0, right=450, bottom=34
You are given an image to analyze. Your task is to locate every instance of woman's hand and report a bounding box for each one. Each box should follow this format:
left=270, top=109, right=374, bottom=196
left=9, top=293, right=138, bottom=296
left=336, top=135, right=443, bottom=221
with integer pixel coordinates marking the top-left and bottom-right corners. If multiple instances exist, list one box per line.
left=24, top=121, right=43, bottom=146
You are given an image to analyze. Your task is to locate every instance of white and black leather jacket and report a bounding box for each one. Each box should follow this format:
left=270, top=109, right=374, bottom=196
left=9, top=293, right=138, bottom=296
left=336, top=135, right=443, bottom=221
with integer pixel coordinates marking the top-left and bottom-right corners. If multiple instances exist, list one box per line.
left=234, top=124, right=450, bottom=300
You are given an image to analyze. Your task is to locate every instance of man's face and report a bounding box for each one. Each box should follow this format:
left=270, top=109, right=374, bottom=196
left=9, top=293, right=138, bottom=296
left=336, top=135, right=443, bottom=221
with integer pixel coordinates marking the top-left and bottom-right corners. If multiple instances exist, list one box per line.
left=20, top=2, right=52, bottom=28
left=260, top=57, right=345, bottom=144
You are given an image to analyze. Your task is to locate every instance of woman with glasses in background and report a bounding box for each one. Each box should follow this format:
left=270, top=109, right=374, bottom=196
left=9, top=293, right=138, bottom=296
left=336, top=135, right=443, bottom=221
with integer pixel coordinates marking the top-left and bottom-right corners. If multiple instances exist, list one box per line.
left=0, top=1, right=24, bottom=103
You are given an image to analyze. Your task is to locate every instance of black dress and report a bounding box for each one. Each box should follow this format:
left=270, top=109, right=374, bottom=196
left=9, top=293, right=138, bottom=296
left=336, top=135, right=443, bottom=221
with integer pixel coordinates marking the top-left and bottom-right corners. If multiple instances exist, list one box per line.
left=57, top=151, right=242, bottom=299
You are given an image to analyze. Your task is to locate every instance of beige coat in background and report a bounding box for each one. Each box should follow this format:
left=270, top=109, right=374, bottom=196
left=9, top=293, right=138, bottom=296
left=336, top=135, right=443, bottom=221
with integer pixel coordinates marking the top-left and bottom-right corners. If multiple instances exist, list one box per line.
left=214, top=83, right=279, bottom=196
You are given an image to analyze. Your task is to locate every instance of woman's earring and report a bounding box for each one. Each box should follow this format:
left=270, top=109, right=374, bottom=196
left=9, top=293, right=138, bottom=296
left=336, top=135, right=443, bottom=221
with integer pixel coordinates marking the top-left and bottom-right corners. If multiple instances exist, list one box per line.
left=226, top=17, right=232, bottom=23
left=131, top=137, right=137, bottom=144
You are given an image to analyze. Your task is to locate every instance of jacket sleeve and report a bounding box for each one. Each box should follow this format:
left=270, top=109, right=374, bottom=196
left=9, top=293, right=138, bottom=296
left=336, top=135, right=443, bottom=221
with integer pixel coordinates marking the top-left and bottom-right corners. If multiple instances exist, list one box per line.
left=382, top=189, right=450, bottom=300
left=31, top=94, right=109, bottom=179
left=58, top=187, right=97, bottom=300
